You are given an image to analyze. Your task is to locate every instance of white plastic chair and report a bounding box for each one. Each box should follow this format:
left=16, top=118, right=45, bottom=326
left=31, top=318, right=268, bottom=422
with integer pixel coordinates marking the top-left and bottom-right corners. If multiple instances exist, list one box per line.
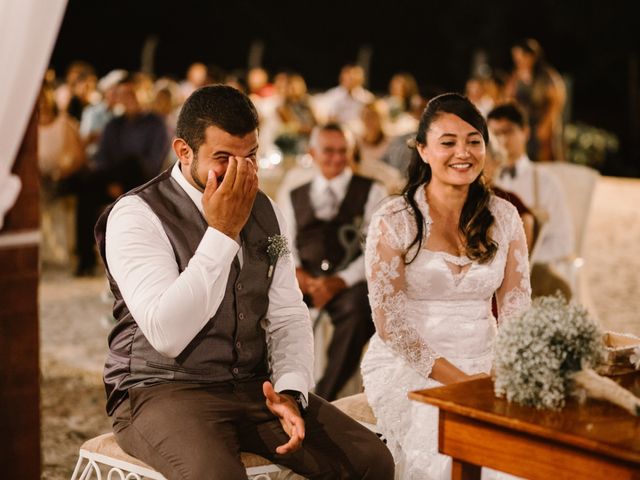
left=542, top=162, right=600, bottom=313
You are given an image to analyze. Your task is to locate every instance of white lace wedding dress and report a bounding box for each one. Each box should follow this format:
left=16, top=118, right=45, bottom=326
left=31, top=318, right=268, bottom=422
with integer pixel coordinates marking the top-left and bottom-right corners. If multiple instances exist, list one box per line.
left=361, top=186, right=531, bottom=480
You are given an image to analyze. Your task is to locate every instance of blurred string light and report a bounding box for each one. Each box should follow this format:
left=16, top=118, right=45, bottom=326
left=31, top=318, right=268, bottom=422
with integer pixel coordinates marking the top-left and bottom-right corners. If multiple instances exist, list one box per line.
left=258, top=147, right=283, bottom=169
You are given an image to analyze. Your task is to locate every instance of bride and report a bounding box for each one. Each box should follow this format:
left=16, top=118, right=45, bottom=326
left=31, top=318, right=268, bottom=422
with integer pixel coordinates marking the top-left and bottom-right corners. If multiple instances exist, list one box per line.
left=361, top=93, right=531, bottom=479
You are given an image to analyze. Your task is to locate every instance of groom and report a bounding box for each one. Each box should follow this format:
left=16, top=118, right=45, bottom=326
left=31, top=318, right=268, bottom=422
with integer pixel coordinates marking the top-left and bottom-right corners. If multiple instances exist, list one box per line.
left=94, top=85, right=393, bottom=479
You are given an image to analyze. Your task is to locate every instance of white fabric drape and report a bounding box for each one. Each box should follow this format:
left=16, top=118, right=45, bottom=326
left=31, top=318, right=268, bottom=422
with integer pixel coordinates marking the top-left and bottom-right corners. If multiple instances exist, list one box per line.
left=0, top=0, right=68, bottom=230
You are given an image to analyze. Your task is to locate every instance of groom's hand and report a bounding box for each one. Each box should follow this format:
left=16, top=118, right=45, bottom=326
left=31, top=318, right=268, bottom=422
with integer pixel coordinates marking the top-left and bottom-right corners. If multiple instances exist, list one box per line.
left=262, top=381, right=305, bottom=454
left=202, top=156, right=258, bottom=239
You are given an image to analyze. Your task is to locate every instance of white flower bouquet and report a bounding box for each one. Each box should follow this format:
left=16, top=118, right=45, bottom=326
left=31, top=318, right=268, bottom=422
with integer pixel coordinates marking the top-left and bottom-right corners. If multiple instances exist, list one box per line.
left=494, top=295, right=640, bottom=416
left=266, top=234, right=290, bottom=278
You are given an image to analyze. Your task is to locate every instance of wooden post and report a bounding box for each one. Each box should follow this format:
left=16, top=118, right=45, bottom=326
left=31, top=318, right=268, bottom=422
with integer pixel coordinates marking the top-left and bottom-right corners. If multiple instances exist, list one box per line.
left=0, top=109, right=40, bottom=478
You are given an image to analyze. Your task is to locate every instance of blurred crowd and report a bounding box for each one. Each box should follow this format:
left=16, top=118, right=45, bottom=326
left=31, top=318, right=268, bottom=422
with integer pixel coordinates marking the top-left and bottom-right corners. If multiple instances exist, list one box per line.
left=38, top=37, right=568, bottom=277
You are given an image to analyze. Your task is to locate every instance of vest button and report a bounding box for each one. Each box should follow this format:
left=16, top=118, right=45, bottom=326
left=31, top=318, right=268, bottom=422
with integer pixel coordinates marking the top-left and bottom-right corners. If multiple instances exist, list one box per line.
left=235, top=341, right=241, bottom=349
left=236, top=282, right=243, bottom=291
left=238, top=312, right=245, bottom=320
left=232, top=367, right=239, bottom=375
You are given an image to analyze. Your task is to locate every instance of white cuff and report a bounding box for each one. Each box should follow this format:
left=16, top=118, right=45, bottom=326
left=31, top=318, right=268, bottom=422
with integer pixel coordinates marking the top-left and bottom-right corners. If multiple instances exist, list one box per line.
left=196, top=227, right=240, bottom=262
left=274, top=372, right=310, bottom=403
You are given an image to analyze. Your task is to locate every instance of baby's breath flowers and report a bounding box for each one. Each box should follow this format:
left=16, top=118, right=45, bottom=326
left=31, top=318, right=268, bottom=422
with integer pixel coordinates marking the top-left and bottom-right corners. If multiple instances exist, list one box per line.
left=266, top=234, right=290, bottom=278
left=494, top=294, right=640, bottom=416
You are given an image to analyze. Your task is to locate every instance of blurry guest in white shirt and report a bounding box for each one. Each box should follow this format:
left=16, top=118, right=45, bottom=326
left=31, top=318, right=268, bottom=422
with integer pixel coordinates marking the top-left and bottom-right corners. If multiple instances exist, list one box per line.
left=279, top=123, right=387, bottom=400
left=316, top=65, right=374, bottom=132
left=488, top=102, right=574, bottom=297
left=355, top=102, right=405, bottom=194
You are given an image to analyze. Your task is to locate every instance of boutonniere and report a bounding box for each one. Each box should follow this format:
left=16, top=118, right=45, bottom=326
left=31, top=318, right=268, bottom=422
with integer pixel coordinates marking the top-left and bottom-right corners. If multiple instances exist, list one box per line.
left=266, top=234, right=290, bottom=278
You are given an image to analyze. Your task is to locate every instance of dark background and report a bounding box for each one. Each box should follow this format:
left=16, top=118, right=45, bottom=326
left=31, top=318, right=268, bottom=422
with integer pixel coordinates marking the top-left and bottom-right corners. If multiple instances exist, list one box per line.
left=50, top=0, right=640, bottom=176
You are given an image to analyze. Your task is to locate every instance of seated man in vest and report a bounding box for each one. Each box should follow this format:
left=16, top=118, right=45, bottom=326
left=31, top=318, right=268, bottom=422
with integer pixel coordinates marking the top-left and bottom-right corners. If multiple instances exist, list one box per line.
left=488, top=103, right=574, bottom=299
left=95, top=86, right=393, bottom=480
left=279, top=123, right=387, bottom=401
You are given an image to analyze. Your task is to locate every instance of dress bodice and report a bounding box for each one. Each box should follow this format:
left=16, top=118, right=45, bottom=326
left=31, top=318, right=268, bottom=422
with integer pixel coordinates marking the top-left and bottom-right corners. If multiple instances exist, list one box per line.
left=364, top=185, right=531, bottom=374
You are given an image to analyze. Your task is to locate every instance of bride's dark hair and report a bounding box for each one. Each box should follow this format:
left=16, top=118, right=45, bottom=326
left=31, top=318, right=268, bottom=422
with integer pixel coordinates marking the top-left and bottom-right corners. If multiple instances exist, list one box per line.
left=403, top=92, right=497, bottom=264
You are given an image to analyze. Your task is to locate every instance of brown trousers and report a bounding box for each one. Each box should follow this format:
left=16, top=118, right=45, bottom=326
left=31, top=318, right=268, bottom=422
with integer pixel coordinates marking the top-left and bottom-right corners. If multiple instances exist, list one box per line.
left=112, top=380, right=393, bottom=480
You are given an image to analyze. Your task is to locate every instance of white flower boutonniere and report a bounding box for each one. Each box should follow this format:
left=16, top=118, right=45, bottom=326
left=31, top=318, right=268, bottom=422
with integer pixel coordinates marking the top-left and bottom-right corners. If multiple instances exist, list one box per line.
left=266, top=234, right=290, bottom=278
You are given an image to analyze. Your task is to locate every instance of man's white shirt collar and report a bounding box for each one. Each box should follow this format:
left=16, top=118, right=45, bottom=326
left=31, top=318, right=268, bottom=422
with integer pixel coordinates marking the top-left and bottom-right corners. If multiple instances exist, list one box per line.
left=171, top=161, right=205, bottom=215
left=311, top=167, right=353, bottom=196
left=514, top=154, right=531, bottom=176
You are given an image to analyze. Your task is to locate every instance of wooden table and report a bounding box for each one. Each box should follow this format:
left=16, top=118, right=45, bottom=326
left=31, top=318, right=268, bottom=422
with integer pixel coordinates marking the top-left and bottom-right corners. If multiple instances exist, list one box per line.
left=409, top=373, right=640, bottom=480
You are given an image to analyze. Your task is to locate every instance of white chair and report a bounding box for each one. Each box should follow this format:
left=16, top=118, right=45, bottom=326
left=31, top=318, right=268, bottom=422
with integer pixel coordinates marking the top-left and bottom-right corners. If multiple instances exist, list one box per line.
left=542, top=162, right=600, bottom=314
left=70, top=401, right=380, bottom=480
left=70, top=432, right=286, bottom=480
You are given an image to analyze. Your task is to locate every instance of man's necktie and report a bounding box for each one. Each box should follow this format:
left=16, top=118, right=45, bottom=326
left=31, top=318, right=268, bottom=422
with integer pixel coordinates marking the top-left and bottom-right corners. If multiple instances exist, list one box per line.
left=324, top=185, right=339, bottom=217
left=500, top=165, right=517, bottom=179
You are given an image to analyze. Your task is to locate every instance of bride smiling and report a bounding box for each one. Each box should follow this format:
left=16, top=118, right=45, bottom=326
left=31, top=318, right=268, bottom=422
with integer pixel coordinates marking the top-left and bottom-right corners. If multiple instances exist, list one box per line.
left=361, top=93, right=531, bottom=479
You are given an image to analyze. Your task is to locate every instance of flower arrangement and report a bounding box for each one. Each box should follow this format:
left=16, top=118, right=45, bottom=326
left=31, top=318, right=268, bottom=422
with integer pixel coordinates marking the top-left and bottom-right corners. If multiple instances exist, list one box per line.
left=564, top=122, right=619, bottom=169
left=266, top=234, right=290, bottom=278
left=494, top=294, right=640, bottom=415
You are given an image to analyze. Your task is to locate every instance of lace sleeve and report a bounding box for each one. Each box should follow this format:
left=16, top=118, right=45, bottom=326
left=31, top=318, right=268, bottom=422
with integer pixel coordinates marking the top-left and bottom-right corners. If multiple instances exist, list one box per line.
left=365, top=205, right=440, bottom=378
left=495, top=202, right=532, bottom=319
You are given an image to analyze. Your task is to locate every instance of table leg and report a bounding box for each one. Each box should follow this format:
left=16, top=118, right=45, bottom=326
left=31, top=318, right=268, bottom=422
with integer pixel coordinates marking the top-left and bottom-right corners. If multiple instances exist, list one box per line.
left=451, top=458, right=481, bottom=480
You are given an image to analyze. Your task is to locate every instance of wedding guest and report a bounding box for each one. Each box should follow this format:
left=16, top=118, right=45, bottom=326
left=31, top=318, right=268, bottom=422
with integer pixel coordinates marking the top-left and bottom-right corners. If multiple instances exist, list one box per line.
left=361, top=93, right=531, bottom=478
left=380, top=72, right=420, bottom=136
left=318, top=64, right=374, bottom=129
left=95, top=85, right=393, bottom=480
left=54, top=60, right=95, bottom=119
left=505, top=38, right=566, bottom=161
left=487, top=102, right=574, bottom=298
left=79, top=69, right=127, bottom=159
left=279, top=123, right=387, bottom=401
left=355, top=102, right=405, bottom=194
left=73, top=74, right=170, bottom=276
left=464, top=76, right=494, bottom=118
left=484, top=145, right=536, bottom=253
left=179, top=62, right=208, bottom=101
left=275, top=72, right=317, bottom=156
left=379, top=95, right=429, bottom=178
left=248, top=67, right=276, bottom=98
left=38, top=82, right=85, bottom=266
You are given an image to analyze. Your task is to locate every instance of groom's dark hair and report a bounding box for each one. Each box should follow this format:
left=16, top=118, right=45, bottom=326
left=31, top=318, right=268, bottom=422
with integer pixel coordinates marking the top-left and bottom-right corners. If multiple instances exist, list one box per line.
left=176, top=84, right=259, bottom=154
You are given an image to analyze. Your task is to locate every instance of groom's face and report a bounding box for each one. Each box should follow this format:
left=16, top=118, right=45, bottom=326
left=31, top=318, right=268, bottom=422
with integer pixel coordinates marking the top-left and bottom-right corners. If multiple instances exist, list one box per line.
left=182, top=125, right=259, bottom=192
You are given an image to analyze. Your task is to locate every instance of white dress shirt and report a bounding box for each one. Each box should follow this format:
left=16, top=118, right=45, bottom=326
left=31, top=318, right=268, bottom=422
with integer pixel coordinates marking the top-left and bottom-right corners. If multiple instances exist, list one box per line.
left=495, top=154, right=575, bottom=264
left=278, top=167, right=388, bottom=287
left=319, top=85, right=375, bottom=126
left=105, top=162, right=314, bottom=399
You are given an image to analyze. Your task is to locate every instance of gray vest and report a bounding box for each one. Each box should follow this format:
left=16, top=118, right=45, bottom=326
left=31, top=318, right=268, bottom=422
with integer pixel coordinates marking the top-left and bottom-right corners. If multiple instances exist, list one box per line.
left=95, top=168, right=280, bottom=415
left=290, top=174, right=373, bottom=276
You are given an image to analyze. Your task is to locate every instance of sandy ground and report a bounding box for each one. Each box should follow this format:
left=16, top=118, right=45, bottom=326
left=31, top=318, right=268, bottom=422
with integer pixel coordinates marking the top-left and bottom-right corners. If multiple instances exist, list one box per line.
left=39, top=176, right=640, bottom=479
